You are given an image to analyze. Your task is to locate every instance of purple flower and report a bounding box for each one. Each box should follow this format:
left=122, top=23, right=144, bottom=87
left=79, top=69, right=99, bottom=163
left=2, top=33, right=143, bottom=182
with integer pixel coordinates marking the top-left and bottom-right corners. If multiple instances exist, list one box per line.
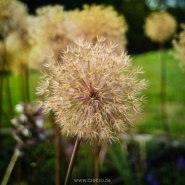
left=177, top=156, right=184, bottom=170
left=151, top=179, right=159, bottom=185
left=146, top=174, right=153, bottom=183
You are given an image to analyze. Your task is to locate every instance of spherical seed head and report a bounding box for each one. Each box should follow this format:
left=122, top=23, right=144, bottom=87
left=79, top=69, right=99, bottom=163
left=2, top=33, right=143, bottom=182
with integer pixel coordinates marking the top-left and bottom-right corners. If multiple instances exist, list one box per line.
left=0, top=0, right=27, bottom=37
left=29, top=5, right=78, bottom=70
left=145, top=12, right=176, bottom=43
left=37, top=38, right=146, bottom=143
left=173, top=24, right=185, bottom=70
left=5, top=16, right=35, bottom=74
left=68, top=5, right=128, bottom=53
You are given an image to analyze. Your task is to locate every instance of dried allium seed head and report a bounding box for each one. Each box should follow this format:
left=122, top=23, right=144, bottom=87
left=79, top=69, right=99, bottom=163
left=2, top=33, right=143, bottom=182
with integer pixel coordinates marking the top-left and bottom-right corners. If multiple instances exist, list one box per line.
left=0, top=0, right=27, bottom=37
left=145, top=12, right=176, bottom=43
left=68, top=5, right=128, bottom=53
left=173, top=24, right=185, bottom=70
left=5, top=16, right=35, bottom=74
left=29, top=5, right=78, bottom=70
left=36, top=38, right=147, bottom=143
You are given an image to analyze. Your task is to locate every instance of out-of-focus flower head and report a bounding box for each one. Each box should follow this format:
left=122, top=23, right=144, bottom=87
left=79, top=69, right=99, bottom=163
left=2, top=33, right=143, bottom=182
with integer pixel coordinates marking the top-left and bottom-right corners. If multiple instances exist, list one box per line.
left=36, top=38, right=147, bottom=143
left=5, top=16, right=36, bottom=74
left=68, top=5, right=128, bottom=53
left=29, top=5, right=78, bottom=70
left=173, top=24, right=185, bottom=70
left=11, top=102, right=46, bottom=150
left=0, top=0, right=27, bottom=37
left=145, top=11, right=176, bottom=43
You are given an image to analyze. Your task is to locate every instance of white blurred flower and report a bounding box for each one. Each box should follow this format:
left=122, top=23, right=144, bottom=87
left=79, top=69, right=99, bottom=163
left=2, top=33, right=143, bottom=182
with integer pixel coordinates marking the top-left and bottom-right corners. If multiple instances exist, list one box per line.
left=15, top=104, right=24, bottom=113
left=11, top=118, right=18, bottom=126
left=19, top=114, right=27, bottom=122
left=35, top=119, right=44, bottom=128
left=22, top=128, right=30, bottom=137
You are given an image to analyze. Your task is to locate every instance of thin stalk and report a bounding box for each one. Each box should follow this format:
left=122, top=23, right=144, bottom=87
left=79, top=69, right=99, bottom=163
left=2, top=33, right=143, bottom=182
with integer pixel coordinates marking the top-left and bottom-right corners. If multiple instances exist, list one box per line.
left=16, top=155, right=22, bottom=185
left=2, top=42, right=13, bottom=117
left=19, top=70, right=25, bottom=101
left=0, top=41, right=7, bottom=128
left=0, top=73, right=4, bottom=128
left=55, top=124, right=61, bottom=185
left=5, top=76, right=13, bottom=116
left=64, top=138, right=81, bottom=185
left=51, top=115, right=62, bottom=185
left=139, top=140, right=146, bottom=174
left=24, top=64, right=30, bottom=101
left=94, top=140, right=101, bottom=185
left=1, top=149, right=20, bottom=185
left=160, top=43, right=170, bottom=136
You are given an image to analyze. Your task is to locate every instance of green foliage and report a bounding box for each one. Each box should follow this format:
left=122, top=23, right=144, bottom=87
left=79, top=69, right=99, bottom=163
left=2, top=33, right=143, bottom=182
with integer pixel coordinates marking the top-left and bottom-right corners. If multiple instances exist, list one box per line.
left=132, top=50, right=185, bottom=138
left=108, top=143, right=133, bottom=185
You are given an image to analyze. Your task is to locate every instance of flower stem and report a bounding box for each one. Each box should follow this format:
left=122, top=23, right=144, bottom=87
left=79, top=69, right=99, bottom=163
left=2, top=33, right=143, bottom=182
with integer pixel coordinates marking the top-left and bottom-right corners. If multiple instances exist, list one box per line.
left=5, top=75, right=13, bottom=116
left=55, top=124, right=61, bottom=185
left=24, top=64, right=30, bottom=101
left=64, top=138, right=81, bottom=185
left=94, top=140, right=101, bottom=185
left=19, top=68, right=25, bottom=101
left=0, top=73, right=4, bottom=128
left=1, top=149, right=20, bottom=185
left=160, top=43, right=170, bottom=136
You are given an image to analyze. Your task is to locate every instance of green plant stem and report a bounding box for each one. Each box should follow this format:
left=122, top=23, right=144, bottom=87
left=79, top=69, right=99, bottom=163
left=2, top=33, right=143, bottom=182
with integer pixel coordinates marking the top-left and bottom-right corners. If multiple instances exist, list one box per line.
left=139, top=140, right=146, bottom=174
left=160, top=43, right=170, bottom=136
left=64, top=138, right=81, bottom=185
left=5, top=76, right=13, bottom=116
left=2, top=41, right=13, bottom=117
left=0, top=41, right=7, bottom=128
left=24, top=64, right=30, bottom=101
left=1, top=149, right=20, bottom=185
left=0, top=73, right=4, bottom=128
left=55, top=124, right=61, bottom=185
left=94, top=139, right=101, bottom=185
left=19, top=70, right=25, bottom=101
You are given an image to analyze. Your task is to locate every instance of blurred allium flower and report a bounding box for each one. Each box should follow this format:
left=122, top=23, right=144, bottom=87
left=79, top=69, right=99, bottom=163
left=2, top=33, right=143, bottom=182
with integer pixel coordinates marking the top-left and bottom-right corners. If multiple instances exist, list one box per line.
left=0, top=0, right=27, bottom=37
left=5, top=16, right=35, bottom=74
left=11, top=102, right=46, bottom=149
left=68, top=5, right=128, bottom=53
left=145, top=12, right=176, bottom=43
left=36, top=38, right=146, bottom=143
left=173, top=24, right=185, bottom=69
left=29, top=5, right=78, bottom=70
